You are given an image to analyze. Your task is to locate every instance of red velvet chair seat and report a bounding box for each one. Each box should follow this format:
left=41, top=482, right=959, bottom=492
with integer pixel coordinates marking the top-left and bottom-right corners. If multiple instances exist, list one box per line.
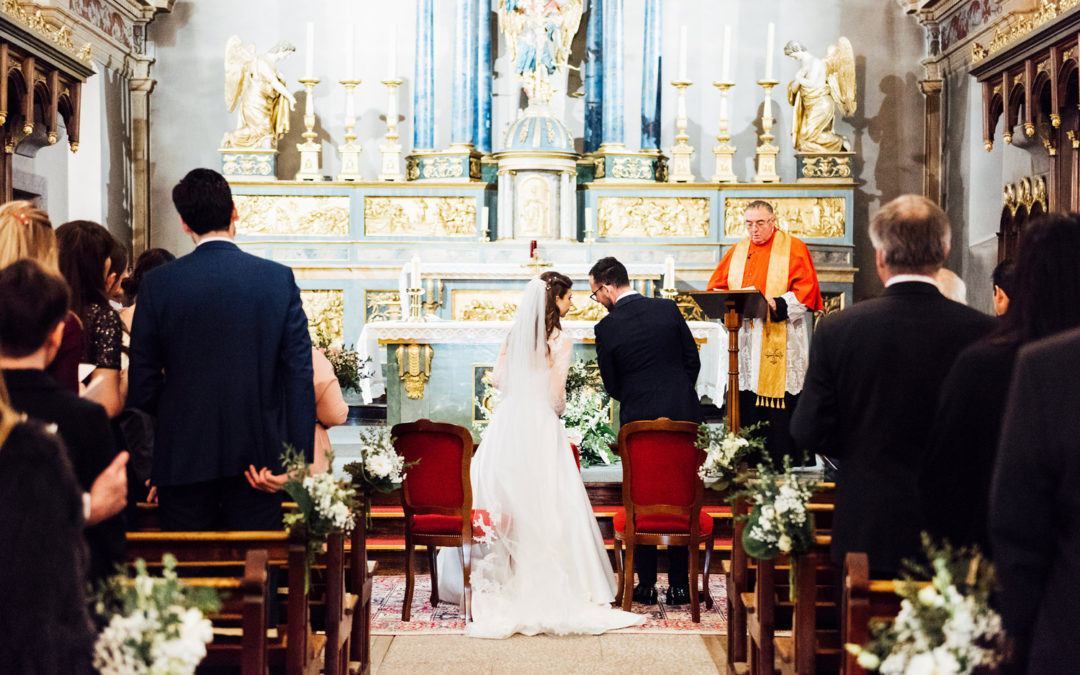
left=612, top=507, right=714, bottom=536
left=412, top=510, right=496, bottom=537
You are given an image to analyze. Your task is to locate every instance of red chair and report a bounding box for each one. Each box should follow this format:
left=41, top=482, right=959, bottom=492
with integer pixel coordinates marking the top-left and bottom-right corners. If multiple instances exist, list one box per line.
left=612, top=417, right=715, bottom=622
left=393, top=419, right=475, bottom=621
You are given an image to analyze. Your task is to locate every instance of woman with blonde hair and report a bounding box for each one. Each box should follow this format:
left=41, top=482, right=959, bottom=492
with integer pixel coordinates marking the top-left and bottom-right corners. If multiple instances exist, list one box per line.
left=0, top=201, right=82, bottom=392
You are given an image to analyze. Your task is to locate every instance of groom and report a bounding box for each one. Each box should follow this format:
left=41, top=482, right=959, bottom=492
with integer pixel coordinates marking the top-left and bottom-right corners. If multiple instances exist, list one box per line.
left=590, top=257, right=702, bottom=605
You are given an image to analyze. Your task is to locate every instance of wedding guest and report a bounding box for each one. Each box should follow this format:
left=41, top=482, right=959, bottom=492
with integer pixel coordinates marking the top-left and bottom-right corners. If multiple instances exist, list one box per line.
left=128, top=168, right=314, bottom=531
left=118, top=248, right=176, bottom=332
left=590, top=256, right=701, bottom=606
left=991, top=258, right=1015, bottom=316
left=56, top=220, right=124, bottom=417
left=791, top=195, right=995, bottom=576
left=922, top=214, right=1080, bottom=551
left=0, top=201, right=82, bottom=393
left=245, top=345, right=348, bottom=491
left=0, top=259, right=128, bottom=583
left=106, top=238, right=128, bottom=309
left=0, top=376, right=95, bottom=674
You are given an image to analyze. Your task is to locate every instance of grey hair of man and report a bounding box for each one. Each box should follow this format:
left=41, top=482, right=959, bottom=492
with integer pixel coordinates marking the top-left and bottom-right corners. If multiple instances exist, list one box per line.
left=869, top=194, right=951, bottom=275
left=745, top=199, right=775, bottom=215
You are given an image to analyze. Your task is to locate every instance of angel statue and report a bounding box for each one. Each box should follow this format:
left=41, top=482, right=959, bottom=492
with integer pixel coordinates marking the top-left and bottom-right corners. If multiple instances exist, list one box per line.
left=784, top=38, right=856, bottom=153
left=222, top=36, right=297, bottom=149
left=498, top=0, right=584, bottom=104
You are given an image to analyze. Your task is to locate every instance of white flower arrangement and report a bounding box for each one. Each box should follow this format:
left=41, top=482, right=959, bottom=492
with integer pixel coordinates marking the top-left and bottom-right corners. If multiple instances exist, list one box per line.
left=846, top=537, right=1005, bottom=674
left=696, top=420, right=766, bottom=491
left=741, top=456, right=815, bottom=559
left=343, top=427, right=413, bottom=526
left=93, top=555, right=219, bottom=675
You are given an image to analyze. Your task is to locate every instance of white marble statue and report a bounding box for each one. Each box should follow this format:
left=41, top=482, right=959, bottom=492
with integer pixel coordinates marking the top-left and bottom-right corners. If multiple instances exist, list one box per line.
left=784, top=37, right=856, bottom=153
left=222, top=36, right=297, bottom=150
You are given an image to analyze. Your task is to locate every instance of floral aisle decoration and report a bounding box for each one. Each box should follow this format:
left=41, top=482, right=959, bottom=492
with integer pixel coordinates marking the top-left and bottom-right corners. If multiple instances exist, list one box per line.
left=845, top=536, right=1005, bottom=674
left=696, top=419, right=767, bottom=491
left=313, top=327, right=370, bottom=393
left=561, top=359, right=617, bottom=466
left=281, top=445, right=359, bottom=590
left=740, top=456, right=817, bottom=600
left=93, top=555, right=220, bottom=675
left=343, top=427, right=412, bottom=527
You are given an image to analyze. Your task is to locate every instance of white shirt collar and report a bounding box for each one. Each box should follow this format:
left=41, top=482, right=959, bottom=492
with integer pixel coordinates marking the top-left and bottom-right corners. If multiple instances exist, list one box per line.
left=885, top=274, right=938, bottom=288
left=196, top=235, right=234, bottom=247
left=614, top=288, right=640, bottom=304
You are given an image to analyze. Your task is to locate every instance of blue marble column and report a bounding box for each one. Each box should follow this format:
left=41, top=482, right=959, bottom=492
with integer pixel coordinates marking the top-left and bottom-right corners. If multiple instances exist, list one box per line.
left=584, top=0, right=603, bottom=153
left=451, top=0, right=477, bottom=146
left=475, top=0, right=492, bottom=153
left=601, top=0, right=624, bottom=147
left=640, top=0, right=661, bottom=150
left=413, top=0, right=435, bottom=150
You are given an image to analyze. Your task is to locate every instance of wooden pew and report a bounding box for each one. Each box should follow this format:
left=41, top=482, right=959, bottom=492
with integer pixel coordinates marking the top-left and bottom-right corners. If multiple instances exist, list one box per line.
left=841, top=552, right=930, bottom=675
left=773, top=537, right=840, bottom=675
left=126, top=524, right=324, bottom=675
left=346, top=506, right=377, bottom=675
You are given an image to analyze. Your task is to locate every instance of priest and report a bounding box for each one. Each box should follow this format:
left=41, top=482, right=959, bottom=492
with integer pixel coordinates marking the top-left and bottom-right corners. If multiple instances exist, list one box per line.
left=708, top=200, right=823, bottom=465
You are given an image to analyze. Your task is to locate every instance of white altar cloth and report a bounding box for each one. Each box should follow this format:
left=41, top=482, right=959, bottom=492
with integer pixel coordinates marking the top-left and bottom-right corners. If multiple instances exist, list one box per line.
left=357, top=319, right=726, bottom=405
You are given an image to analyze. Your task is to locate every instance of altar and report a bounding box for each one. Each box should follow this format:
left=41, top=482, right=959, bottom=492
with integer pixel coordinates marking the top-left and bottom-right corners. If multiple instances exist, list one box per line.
left=358, top=319, right=724, bottom=434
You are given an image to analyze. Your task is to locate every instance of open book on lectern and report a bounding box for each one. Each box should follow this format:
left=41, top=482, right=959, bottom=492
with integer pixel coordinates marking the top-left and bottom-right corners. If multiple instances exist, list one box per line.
left=684, top=289, right=768, bottom=323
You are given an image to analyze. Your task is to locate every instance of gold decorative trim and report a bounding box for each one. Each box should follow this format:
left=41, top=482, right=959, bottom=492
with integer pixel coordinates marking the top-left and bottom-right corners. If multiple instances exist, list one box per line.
left=673, top=293, right=708, bottom=322
left=364, top=196, right=477, bottom=237
left=815, top=293, right=845, bottom=323
left=396, top=343, right=433, bottom=399
left=1002, top=175, right=1049, bottom=214
left=724, top=197, right=846, bottom=239
left=235, top=195, right=350, bottom=236
left=451, top=289, right=608, bottom=322
left=0, top=0, right=92, bottom=65
left=971, top=0, right=1060, bottom=64
left=596, top=196, right=710, bottom=238
left=301, top=290, right=344, bottom=343
left=364, top=289, right=402, bottom=322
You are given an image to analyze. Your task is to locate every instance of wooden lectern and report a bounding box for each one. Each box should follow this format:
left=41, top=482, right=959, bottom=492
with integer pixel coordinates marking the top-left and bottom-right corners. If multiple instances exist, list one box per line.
left=686, top=289, right=767, bottom=434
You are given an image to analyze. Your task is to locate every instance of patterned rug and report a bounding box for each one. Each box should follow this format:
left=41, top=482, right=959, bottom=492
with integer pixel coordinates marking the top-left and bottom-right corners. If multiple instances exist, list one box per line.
left=370, top=573, right=728, bottom=635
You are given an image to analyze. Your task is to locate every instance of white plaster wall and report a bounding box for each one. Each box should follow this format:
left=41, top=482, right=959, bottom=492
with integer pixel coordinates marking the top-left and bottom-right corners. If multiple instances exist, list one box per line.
left=67, top=65, right=105, bottom=225
left=147, top=0, right=928, bottom=291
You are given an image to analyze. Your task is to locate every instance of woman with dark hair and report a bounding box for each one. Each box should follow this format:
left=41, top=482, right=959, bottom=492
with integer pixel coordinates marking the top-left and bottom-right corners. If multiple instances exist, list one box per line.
left=920, top=212, right=1080, bottom=551
left=118, top=248, right=175, bottom=332
left=436, top=273, right=643, bottom=638
left=56, top=220, right=124, bottom=417
left=0, top=374, right=95, bottom=673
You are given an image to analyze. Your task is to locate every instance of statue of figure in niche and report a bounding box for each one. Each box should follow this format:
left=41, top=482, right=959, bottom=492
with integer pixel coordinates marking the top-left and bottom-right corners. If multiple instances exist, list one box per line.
left=784, top=38, right=856, bottom=153
left=499, top=0, right=584, bottom=104
left=222, top=36, right=297, bottom=149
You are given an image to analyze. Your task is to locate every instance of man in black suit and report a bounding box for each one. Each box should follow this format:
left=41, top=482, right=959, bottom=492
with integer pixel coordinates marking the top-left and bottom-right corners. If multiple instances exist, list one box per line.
left=990, top=326, right=1080, bottom=673
left=590, top=256, right=701, bottom=605
left=128, top=168, right=315, bottom=532
left=0, top=259, right=128, bottom=583
left=790, top=195, right=994, bottom=576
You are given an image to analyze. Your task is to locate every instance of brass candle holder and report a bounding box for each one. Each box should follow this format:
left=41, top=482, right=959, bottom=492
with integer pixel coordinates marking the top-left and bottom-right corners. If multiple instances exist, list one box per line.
left=378, top=77, right=405, bottom=181
left=295, top=77, right=324, bottom=181
left=711, top=80, right=737, bottom=183
left=754, top=78, right=781, bottom=183
left=668, top=79, right=695, bottom=183
left=337, top=79, right=363, bottom=181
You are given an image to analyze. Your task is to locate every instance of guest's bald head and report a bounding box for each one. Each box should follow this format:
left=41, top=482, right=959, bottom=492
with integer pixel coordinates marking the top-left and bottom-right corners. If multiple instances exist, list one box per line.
left=869, top=194, right=951, bottom=276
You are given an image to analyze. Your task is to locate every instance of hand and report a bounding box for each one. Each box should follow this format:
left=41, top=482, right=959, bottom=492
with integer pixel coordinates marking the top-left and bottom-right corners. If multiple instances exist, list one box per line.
left=767, top=296, right=777, bottom=312
left=245, top=465, right=289, bottom=493
left=145, top=479, right=158, bottom=504
left=87, top=451, right=129, bottom=525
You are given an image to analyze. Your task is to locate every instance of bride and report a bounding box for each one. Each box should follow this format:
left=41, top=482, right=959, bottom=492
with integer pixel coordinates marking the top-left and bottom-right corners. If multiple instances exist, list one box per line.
left=436, top=271, right=645, bottom=638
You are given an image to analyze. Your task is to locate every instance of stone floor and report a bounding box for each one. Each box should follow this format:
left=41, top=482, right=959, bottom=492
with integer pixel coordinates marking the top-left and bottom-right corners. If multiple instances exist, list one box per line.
left=368, top=633, right=729, bottom=674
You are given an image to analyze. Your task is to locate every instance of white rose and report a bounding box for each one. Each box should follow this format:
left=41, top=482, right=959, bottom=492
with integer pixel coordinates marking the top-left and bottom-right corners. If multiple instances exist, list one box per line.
left=366, top=454, right=393, bottom=478
left=905, top=652, right=938, bottom=675
left=917, top=584, right=940, bottom=607
left=778, top=534, right=792, bottom=553
left=856, top=651, right=880, bottom=670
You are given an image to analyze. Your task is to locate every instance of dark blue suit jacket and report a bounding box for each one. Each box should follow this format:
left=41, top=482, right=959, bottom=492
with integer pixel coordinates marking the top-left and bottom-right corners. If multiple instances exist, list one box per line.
left=594, top=293, right=702, bottom=425
left=127, top=240, right=315, bottom=487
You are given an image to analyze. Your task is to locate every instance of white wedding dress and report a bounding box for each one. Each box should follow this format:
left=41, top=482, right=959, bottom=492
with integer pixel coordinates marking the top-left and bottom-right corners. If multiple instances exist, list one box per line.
left=435, top=279, right=644, bottom=639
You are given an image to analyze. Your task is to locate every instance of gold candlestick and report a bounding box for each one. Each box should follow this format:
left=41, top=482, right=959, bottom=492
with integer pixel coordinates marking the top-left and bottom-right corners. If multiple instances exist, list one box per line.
left=407, top=287, right=424, bottom=321
left=378, top=78, right=405, bottom=181
left=711, top=80, right=737, bottom=183
left=337, top=79, right=363, bottom=181
left=668, top=79, right=695, bottom=183
left=754, top=79, right=781, bottom=183
left=295, top=77, right=323, bottom=181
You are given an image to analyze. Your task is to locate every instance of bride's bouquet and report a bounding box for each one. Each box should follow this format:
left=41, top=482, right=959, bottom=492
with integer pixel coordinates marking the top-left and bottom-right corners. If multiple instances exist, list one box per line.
left=93, top=555, right=219, bottom=675
left=845, top=536, right=1005, bottom=674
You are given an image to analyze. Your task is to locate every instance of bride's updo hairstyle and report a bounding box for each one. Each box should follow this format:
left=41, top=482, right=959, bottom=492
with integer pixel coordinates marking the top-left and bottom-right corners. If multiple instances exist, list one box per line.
left=539, top=270, right=572, bottom=340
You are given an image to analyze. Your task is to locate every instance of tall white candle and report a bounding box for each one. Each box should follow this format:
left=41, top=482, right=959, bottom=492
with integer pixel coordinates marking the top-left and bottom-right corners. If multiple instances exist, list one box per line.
left=482, top=206, right=490, bottom=231
left=388, top=24, right=398, bottom=79
left=304, top=22, right=315, bottom=78
left=722, top=25, right=732, bottom=82
left=411, top=256, right=421, bottom=288
left=584, top=208, right=593, bottom=234
left=679, top=25, right=688, bottom=81
left=664, top=256, right=676, bottom=289
left=345, top=24, right=355, bottom=80
left=765, top=23, right=775, bottom=80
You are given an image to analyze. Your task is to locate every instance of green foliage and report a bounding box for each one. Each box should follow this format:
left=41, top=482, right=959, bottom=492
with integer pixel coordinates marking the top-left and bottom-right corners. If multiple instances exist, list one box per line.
left=739, top=455, right=816, bottom=560
left=695, top=419, right=767, bottom=491
left=312, top=327, right=369, bottom=392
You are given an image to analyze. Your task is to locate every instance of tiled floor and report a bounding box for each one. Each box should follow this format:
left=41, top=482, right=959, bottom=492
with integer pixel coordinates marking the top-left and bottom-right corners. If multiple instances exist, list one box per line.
left=368, top=633, right=729, bottom=674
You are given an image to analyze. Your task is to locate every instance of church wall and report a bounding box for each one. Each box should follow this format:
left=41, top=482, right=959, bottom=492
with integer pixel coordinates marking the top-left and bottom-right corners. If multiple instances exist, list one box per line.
left=146, top=0, right=927, bottom=296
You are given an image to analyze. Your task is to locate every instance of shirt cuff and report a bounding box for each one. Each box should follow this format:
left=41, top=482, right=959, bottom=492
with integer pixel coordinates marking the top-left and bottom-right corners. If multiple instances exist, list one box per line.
left=83, top=492, right=92, bottom=522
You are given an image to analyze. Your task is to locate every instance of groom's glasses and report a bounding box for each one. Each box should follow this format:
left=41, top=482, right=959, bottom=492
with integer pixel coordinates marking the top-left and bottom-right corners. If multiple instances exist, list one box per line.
left=589, top=286, right=606, bottom=302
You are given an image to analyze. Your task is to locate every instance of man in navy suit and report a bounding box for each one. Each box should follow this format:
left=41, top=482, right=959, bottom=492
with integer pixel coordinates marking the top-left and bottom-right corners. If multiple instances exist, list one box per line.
left=590, top=256, right=701, bottom=606
left=127, top=168, right=315, bottom=531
